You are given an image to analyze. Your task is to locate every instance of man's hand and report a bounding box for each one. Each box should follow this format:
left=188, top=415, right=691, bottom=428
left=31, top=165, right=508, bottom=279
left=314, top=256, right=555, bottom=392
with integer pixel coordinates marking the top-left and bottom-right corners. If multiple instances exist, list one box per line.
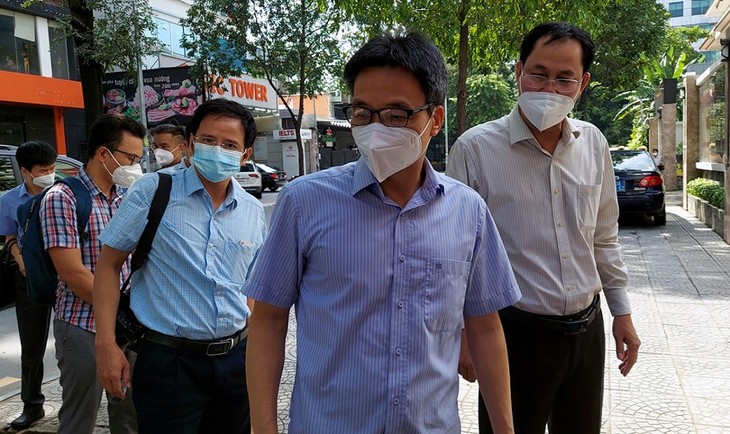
left=96, top=341, right=131, bottom=399
left=612, top=314, right=640, bottom=376
left=458, top=329, right=476, bottom=382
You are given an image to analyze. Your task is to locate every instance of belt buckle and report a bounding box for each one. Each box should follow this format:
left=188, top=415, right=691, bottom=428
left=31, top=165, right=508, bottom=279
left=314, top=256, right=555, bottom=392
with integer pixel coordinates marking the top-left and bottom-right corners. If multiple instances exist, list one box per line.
left=206, top=338, right=233, bottom=356
left=564, top=318, right=589, bottom=335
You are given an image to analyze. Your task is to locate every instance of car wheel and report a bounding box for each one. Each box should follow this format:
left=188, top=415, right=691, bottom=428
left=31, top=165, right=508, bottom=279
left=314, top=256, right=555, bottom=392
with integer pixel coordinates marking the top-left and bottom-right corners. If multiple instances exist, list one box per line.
left=254, top=190, right=262, bottom=199
left=268, top=186, right=279, bottom=192
left=654, top=211, right=666, bottom=226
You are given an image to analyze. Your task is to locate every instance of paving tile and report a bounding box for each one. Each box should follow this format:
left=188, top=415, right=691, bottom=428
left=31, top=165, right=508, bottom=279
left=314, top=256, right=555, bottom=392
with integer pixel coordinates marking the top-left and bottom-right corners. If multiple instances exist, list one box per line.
left=608, top=416, right=696, bottom=433
left=687, top=397, right=730, bottom=427
left=609, top=390, right=692, bottom=423
left=696, top=425, right=730, bottom=434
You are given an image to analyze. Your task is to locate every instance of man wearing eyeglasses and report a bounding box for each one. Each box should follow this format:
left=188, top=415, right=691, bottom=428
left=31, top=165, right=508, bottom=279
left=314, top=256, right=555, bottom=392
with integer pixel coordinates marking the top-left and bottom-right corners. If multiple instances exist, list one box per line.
left=244, top=31, right=520, bottom=434
left=447, top=22, right=641, bottom=434
left=94, top=99, right=266, bottom=433
left=39, top=114, right=145, bottom=434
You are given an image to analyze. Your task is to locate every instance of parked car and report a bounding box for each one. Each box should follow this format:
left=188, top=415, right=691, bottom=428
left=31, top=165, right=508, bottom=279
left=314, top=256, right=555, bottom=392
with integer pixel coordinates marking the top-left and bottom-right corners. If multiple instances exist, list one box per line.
left=610, top=148, right=666, bottom=226
left=232, top=161, right=262, bottom=199
left=255, top=163, right=287, bottom=192
left=0, top=144, right=83, bottom=195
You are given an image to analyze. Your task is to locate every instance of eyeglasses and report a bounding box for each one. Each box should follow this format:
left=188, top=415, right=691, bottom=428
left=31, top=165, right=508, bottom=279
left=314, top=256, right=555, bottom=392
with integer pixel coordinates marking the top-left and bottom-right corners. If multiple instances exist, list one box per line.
left=113, top=149, right=143, bottom=165
left=345, top=103, right=433, bottom=127
left=193, top=136, right=243, bottom=152
left=521, top=74, right=582, bottom=94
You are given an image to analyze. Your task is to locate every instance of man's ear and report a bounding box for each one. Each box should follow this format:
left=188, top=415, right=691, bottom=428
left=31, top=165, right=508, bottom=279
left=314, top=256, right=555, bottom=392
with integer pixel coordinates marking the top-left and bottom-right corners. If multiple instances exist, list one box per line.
left=240, top=148, right=253, bottom=165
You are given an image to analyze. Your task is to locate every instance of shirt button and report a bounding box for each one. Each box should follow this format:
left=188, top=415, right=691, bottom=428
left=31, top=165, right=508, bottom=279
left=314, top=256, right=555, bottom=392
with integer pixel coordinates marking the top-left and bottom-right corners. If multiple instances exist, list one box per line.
left=557, top=222, right=563, bottom=227
left=567, top=287, right=574, bottom=292
left=554, top=188, right=559, bottom=194
left=562, top=255, right=568, bottom=260
left=393, top=397, right=400, bottom=405
left=399, top=254, right=405, bottom=262
left=397, top=300, right=404, bottom=308
left=395, top=347, right=402, bottom=356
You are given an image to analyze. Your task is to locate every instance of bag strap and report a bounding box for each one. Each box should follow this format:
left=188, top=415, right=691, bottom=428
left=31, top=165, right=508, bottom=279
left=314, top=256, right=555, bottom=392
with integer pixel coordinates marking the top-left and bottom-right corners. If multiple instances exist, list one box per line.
left=59, top=177, right=92, bottom=242
left=130, top=173, right=172, bottom=273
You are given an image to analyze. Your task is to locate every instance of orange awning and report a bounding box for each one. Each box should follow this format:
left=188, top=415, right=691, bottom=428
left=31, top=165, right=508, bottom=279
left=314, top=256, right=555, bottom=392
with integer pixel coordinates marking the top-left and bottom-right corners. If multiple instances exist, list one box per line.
left=0, top=70, right=84, bottom=109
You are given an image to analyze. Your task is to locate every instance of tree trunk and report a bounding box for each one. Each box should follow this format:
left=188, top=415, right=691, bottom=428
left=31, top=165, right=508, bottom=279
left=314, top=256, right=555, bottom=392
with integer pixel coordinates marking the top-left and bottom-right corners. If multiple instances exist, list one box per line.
left=69, top=0, right=104, bottom=160
left=296, top=0, right=307, bottom=176
left=456, top=0, right=470, bottom=138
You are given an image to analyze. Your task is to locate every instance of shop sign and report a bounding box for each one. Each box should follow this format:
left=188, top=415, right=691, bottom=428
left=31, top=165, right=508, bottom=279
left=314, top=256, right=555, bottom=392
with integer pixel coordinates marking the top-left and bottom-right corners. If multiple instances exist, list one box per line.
left=274, top=129, right=313, bottom=141
left=102, top=67, right=201, bottom=126
left=207, top=74, right=277, bottom=110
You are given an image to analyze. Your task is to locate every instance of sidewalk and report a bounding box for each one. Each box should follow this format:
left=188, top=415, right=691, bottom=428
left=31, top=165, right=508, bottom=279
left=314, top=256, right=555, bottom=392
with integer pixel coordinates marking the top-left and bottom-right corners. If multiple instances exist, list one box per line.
left=2, top=192, right=730, bottom=433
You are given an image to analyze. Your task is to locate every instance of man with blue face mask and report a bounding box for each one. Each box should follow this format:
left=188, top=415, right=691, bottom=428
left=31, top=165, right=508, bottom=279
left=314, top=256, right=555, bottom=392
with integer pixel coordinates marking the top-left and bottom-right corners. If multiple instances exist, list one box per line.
left=244, top=31, right=521, bottom=434
left=93, top=99, right=267, bottom=434
left=447, top=22, right=641, bottom=434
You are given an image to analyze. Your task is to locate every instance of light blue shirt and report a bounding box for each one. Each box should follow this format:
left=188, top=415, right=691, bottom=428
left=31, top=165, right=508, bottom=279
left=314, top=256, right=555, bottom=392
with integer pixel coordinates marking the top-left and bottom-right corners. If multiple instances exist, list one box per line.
left=0, top=183, right=30, bottom=241
left=100, top=167, right=267, bottom=340
left=244, top=159, right=521, bottom=434
left=158, top=158, right=187, bottom=174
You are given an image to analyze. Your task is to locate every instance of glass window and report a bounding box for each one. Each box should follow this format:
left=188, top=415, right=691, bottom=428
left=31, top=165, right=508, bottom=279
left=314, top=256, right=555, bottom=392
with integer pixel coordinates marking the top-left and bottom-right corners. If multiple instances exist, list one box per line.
left=668, top=1, right=683, bottom=17
left=156, top=18, right=171, bottom=53
left=0, top=11, right=40, bottom=75
left=170, top=22, right=185, bottom=56
left=692, top=0, right=710, bottom=15
left=698, top=67, right=725, bottom=164
left=48, top=24, right=69, bottom=79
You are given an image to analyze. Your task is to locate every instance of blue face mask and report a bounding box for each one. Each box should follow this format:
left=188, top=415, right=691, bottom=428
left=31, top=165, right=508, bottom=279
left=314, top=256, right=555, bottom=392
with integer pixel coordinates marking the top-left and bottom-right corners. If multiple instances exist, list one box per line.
left=190, top=143, right=243, bottom=183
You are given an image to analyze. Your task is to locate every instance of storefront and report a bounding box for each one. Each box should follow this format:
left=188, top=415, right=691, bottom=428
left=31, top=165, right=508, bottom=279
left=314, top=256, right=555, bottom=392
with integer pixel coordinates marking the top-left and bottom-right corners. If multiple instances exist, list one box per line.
left=0, top=70, right=84, bottom=154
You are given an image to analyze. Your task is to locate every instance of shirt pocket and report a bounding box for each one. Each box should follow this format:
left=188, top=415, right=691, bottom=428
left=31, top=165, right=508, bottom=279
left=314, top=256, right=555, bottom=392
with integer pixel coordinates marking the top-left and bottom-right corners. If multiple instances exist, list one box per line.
left=424, top=258, right=470, bottom=332
left=578, top=184, right=601, bottom=231
left=222, top=240, right=257, bottom=284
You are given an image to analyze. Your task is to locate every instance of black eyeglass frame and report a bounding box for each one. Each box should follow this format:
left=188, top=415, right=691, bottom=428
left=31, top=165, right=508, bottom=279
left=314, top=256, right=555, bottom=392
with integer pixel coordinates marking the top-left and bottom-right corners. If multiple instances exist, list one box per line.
left=344, top=103, right=434, bottom=127
left=113, top=148, right=144, bottom=165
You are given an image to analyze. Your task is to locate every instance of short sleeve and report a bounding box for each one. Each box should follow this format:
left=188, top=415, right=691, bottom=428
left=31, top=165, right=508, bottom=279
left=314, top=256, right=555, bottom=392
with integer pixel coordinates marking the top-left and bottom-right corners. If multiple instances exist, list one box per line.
left=41, top=185, right=80, bottom=250
left=243, top=185, right=301, bottom=308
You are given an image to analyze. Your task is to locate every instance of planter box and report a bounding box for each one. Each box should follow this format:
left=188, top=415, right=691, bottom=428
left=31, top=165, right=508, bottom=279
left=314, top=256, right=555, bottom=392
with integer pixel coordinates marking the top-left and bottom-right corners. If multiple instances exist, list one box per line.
left=687, top=194, right=725, bottom=237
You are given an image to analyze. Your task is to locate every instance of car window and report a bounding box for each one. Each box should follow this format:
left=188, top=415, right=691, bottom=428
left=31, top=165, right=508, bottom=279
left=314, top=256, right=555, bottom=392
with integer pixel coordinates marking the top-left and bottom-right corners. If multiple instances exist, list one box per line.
left=56, top=159, right=81, bottom=180
left=0, top=155, right=15, bottom=194
left=611, top=151, right=655, bottom=171
left=240, top=163, right=256, bottom=172
left=256, top=163, right=276, bottom=172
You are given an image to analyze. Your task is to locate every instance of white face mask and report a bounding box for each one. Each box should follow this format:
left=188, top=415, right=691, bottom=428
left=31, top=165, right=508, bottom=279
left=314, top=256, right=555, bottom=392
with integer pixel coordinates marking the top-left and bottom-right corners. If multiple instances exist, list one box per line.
left=31, top=173, right=55, bottom=189
left=352, top=119, right=431, bottom=182
left=104, top=151, right=143, bottom=188
left=517, top=91, right=575, bottom=132
left=154, top=147, right=177, bottom=167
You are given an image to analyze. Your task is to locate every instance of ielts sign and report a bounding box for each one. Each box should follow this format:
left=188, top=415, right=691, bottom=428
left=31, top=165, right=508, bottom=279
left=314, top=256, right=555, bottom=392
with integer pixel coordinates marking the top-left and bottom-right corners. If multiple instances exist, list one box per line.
left=274, top=129, right=313, bottom=141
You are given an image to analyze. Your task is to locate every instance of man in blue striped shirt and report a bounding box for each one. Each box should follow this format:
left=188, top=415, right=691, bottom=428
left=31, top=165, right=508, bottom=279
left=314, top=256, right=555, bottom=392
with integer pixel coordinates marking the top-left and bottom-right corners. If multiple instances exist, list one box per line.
left=245, top=31, right=522, bottom=434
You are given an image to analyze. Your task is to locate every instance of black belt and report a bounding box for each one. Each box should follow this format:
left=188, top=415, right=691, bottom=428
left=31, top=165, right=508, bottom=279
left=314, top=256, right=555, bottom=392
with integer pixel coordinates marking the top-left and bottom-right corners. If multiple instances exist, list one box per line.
left=143, top=327, right=248, bottom=356
left=500, top=295, right=600, bottom=335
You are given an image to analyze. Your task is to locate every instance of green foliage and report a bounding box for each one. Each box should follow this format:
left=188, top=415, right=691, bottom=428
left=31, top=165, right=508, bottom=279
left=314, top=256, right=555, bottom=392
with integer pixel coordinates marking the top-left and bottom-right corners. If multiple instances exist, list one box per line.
left=446, top=67, right=515, bottom=145
left=183, top=0, right=346, bottom=174
left=687, top=178, right=725, bottom=209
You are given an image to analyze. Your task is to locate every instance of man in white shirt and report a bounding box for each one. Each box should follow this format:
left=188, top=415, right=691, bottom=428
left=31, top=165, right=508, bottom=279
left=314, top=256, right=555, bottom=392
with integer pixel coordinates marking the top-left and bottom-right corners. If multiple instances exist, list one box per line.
left=447, top=22, right=641, bottom=434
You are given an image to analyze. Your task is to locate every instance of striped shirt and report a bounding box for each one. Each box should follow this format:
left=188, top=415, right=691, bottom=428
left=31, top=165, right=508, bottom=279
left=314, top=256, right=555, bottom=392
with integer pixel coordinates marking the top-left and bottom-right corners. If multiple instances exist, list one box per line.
left=99, top=167, right=266, bottom=340
left=447, top=106, right=629, bottom=316
left=40, top=167, right=130, bottom=332
left=244, top=159, right=521, bottom=434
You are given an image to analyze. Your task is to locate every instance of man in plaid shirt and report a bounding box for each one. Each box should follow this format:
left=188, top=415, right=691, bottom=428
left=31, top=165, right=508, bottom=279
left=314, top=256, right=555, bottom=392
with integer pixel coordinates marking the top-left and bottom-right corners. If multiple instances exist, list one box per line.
left=40, top=114, right=145, bottom=434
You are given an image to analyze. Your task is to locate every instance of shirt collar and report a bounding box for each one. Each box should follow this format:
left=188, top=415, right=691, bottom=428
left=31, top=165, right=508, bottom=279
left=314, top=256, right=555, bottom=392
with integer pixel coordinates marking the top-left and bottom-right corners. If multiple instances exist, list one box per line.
left=182, top=165, right=238, bottom=209
left=78, top=166, right=107, bottom=198
left=508, top=105, right=581, bottom=146
left=351, top=158, right=445, bottom=198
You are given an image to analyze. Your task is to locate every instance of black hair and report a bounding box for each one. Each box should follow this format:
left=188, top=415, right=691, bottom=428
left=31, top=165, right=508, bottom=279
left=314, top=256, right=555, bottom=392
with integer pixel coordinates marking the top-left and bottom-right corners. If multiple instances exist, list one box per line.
left=87, top=114, right=147, bottom=156
left=16, top=140, right=57, bottom=171
left=343, top=30, right=447, bottom=106
left=520, top=22, right=596, bottom=73
left=187, top=99, right=257, bottom=149
left=149, top=123, right=186, bottom=140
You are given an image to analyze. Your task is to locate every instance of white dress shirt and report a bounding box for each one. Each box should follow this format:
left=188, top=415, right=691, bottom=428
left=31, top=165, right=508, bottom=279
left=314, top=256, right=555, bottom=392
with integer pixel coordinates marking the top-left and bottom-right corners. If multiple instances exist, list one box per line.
left=447, top=106, right=630, bottom=317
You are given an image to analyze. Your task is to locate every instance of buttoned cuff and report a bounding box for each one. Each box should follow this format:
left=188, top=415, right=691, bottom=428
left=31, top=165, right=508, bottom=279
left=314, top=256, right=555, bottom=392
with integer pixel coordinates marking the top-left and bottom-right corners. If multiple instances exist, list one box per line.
left=603, top=287, right=631, bottom=316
